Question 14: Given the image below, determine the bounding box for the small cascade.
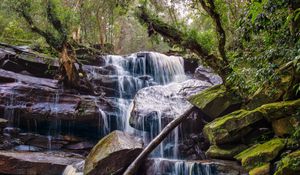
[147,158,217,175]
[4,89,15,126]
[47,86,63,150]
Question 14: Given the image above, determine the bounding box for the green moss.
[206,144,248,159]
[249,163,270,175]
[235,138,286,170]
[257,98,300,121]
[189,85,241,118]
[203,109,263,144]
[204,98,300,145]
[275,150,300,175]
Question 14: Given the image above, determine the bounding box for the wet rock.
[274,150,300,175]
[194,65,223,85]
[14,145,42,152]
[130,79,212,131]
[235,138,286,170]
[3,127,21,136]
[18,133,69,150]
[140,158,247,175]
[84,130,143,175]
[65,142,94,150]
[189,85,242,119]
[0,151,83,175]
[0,119,8,131]
[206,144,248,160]
[0,69,115,138]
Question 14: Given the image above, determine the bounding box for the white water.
[63,52,216,175]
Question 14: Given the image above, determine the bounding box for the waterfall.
[93,52,187,136]
[64,51,217,175]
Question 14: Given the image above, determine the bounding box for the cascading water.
[64,51,217,175]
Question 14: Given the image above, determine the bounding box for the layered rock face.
[190,84,300,175]
[0,151,84,175]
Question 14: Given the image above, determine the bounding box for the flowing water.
[83,52,216,175]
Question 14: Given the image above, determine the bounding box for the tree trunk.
[123,106,196,175]
[136,6,232,81]
[59,44,80,87]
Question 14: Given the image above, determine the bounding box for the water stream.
[86,52,215,175]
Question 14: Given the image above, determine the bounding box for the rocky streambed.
[2,45,298,175]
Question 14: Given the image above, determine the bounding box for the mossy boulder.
[259,99,300,121]
[204,99,300,145]
[272,117,300,137]
[189,85,241,119]
[203,109,263,144]
[235,138,286,170]
[274,150,300,175]
[84,131,143,175]
[206,144,248,159]
[249,163,270,175]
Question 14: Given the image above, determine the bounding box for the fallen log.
[123,106,196,175]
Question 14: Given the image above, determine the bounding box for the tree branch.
[198,0,228,63]
[123,106,196,175]
[136,6,231,80]
[17,1,61,51]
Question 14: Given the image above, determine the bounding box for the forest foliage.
[0,0,299,99]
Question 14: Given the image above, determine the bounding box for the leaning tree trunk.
[123,106,196,175]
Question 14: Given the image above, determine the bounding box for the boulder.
[260,99,300,121]
[193,65,223,85]
[235,138,286,170]
[204,99,300,145]
[203,109,263,145]
[0,151,83,175]
[206,144,248,159]
[249,163,270,175]
[130,79,212,131]
[274,150,300,175]
[189,85,241,119]
[84,131,143,175]
[272,117,300,137]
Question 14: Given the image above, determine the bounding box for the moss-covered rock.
[188,85,241,119]
[286,138,300,150]
[274,150,300,175]
[204,99,300,145]
[206,144,248,159]
[235,138,286,170]
[203,109,263,144]
[272,117,300,137]
[84,131,143,175]
[249,163,270,175]
[259,99,300,121]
